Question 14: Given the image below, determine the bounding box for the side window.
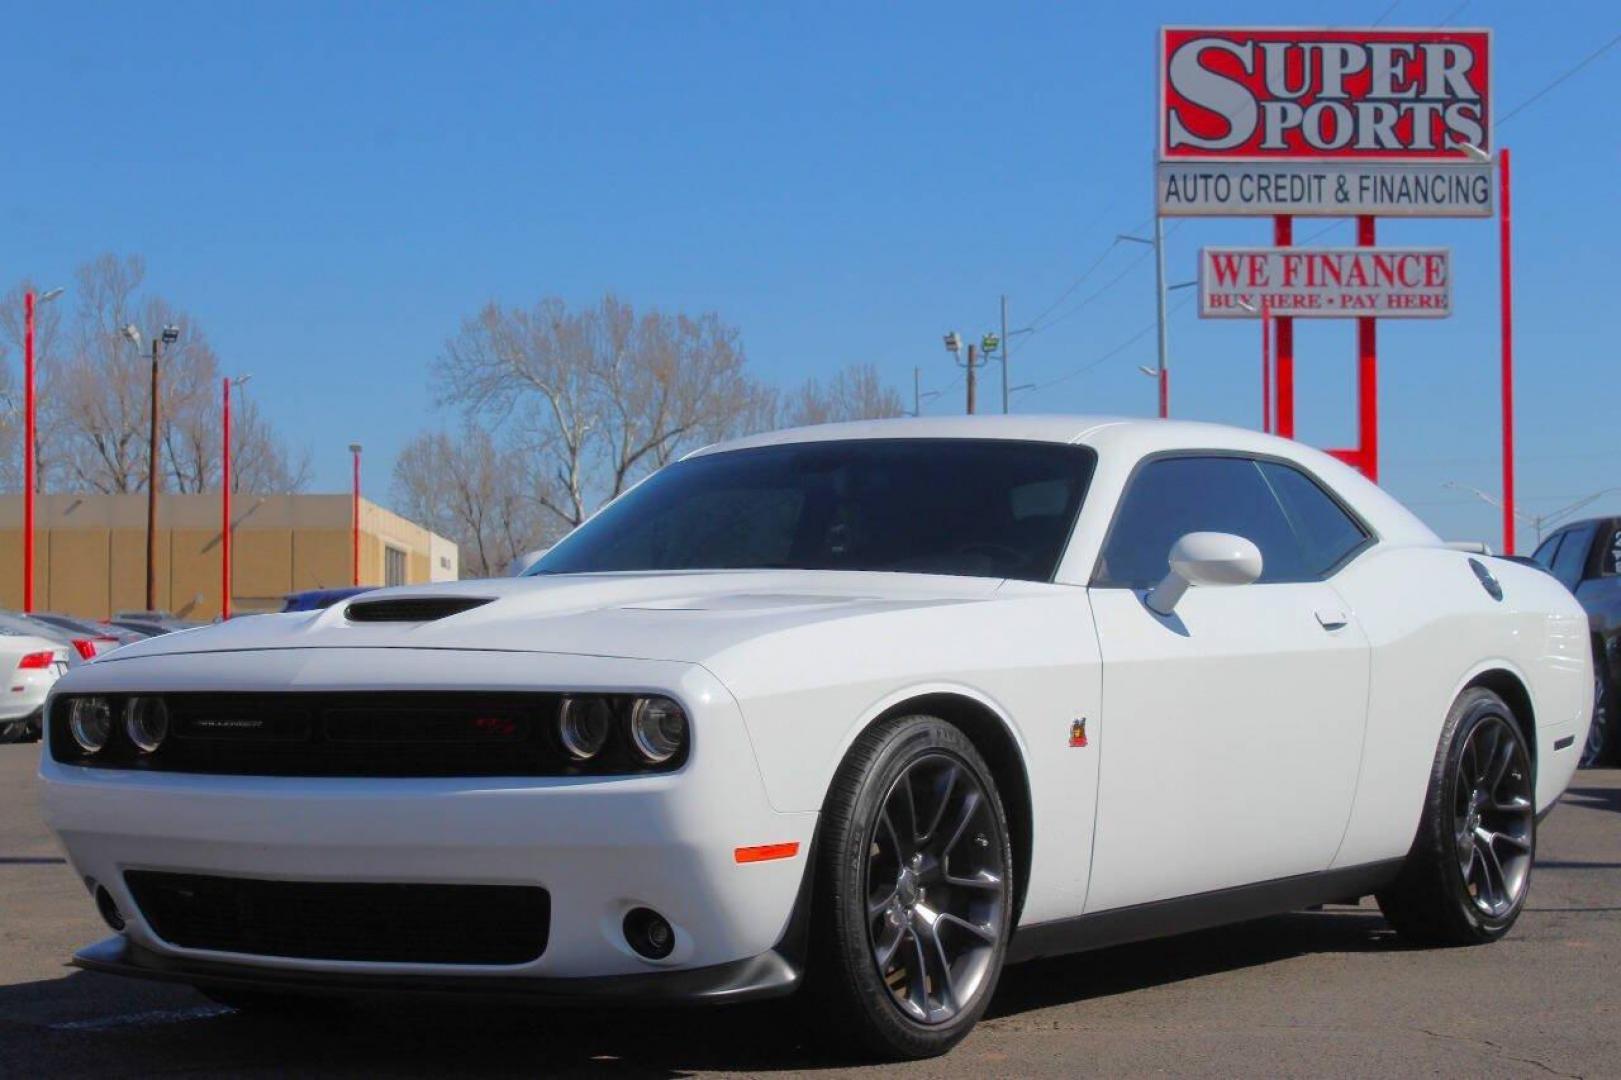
[1095,456,1306,588]
[1603,528,1621,577]
[1257,461,1370,576]
[1531,532,1564,572]
[1551,523,1596,590]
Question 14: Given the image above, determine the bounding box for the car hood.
[99,571,1015,667]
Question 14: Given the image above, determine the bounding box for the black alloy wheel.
[810,715,1013,1060]
[1378,687,1536,945]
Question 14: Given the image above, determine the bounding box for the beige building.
[0,493,458,621]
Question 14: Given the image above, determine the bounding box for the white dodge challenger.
[40,417,1590,1059]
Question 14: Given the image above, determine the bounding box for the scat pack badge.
[1068,717,1088,748]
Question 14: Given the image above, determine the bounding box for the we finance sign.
[1199,247,1452,318]
[1157,27,1493,217]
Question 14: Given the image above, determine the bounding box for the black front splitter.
[72,936,801,1008]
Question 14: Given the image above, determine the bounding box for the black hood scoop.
[344,596,494,623]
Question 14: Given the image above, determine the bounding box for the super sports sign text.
[1156,27,1494,216]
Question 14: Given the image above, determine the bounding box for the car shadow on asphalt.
[0,908,1405,1076]
[1562,783,1621,816]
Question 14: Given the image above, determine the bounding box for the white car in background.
[39,417,1589,1060]
[0,630,71,742]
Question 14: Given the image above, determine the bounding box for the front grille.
[125,871,550,965]
[49,692,684,777]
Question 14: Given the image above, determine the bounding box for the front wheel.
[1377,687,1535,945]
[809,715,1013,1061]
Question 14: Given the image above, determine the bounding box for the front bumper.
[74,933,801,1006]
[40,648,817,994]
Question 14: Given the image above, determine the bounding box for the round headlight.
[558,696,613,760]
[68,697,114,754]
[629,696,687,764]
[126,696,169,753]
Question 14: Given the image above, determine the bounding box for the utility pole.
[965,343,978,415]
[1000,295,1010,414]
[145,336,161,612]
[124,323,178,613]
[1153,216,1169,418]
[913,366,921,417]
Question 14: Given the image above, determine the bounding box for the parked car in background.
[108,612,205,637]
[28,613,140,652]
[0,612,114,662]
[281,587,374,612]
[0,628,70,742]
[1530,517,1621,765]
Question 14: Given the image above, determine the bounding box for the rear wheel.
[0,719,29,744]
[1377,687,1535,945]
[1581,666,1613,768]
[809,715,1012,1060]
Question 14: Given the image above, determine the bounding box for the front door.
[1084,454,1373,913]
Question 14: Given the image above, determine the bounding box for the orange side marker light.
[734,842,800,864]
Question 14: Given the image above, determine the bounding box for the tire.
[808,715,1013,1061]
[1377,687,1536,946]
[1580,667,1613,768]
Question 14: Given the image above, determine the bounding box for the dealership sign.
[1158,27,1493,216]
[1199,246,1452,318]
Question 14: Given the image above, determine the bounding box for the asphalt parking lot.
[1,744,1616,1078]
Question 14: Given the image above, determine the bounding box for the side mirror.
[1145,532,1263,615]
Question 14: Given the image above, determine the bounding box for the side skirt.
[1006,859,1404,965]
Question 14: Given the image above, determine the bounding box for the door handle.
[1315,608,1349,630]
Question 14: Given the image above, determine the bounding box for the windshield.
[531,439,1095,582]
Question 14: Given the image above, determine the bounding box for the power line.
[1370,0,1403,27]
[1438,1,1471,27]
[1499,30,1621,127]
[1023,237,1131,331]
[1031,291,1197,391]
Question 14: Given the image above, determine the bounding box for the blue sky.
[3,1,1617,550]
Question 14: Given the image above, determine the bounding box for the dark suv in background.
[1531,517,1621,766]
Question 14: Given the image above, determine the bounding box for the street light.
[349,443,363,586]
[1119,220,1171,418]
[1443,482,1621,546]
[1236,298,1274,433]
[123,322,182,611]
[21,287,64,612]
[220,374,252,620]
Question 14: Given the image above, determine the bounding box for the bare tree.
[435,294,767,529]
[777,362,907,428]
[2,255,310,496]
[392,427,553,578]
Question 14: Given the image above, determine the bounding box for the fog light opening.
[95,886,126,933]
[623,907,675,960]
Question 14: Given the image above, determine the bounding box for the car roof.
[689,415,1439,548]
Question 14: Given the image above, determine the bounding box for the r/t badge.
[1069,718,1088,748]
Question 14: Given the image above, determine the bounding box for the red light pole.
[349,443,362,586]
[1261,299,1272,434]
[1498,148,1516,555]
[21,287,62,613]
[222,378,230,618]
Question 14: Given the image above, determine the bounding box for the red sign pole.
[1261,299,1272,433]
[221,378,232,620]
[1356,215,1379,482]
[22,291,36,612]
[1273,216,1294,438]
[1499,148,1516,555]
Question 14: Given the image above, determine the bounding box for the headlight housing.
[629,696,688,764]
[557,696,614,761]
[125,696,169,753]
[68,697,114,754]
